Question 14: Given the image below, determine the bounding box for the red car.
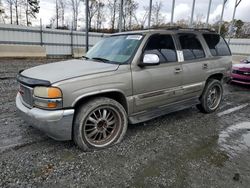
[231,56,250,85]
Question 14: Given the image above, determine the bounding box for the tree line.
[48,0,165,32]
[0,0,39,26]
[0,0,172,31]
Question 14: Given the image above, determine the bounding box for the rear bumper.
[16,93,74,141]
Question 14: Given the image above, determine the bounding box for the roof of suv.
[111,28,217,36]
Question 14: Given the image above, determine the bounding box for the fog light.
[47,102,57,108]
[34,99,61,109]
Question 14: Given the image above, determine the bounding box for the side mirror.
[141,54,160,66]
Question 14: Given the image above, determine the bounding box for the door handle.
[174,67,182,74]
[203,63,208,69]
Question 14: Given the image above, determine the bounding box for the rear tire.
[73,97,128,151]
[197,79,223,113]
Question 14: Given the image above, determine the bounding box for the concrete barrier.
[0,44,46,57]
[232,55,248,64]
[72,47,86,58]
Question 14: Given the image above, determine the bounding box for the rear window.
[178,34,205,61]
[203,34,231,56]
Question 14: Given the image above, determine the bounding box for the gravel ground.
[0,58,250,188]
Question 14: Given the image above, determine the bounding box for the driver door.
[132,34,183,113]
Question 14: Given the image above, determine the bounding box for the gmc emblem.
[18,86,24,95]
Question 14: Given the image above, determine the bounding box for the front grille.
[233,78,250,83]
[19,84,33,107]
[232,69,250,76]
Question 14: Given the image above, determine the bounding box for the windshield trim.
[122,34,145,65]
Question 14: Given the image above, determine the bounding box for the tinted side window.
[145,35,177,63]
[203,34,231,56]
[178,34,205,60]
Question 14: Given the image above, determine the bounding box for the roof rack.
[149,26,216,33]
[182,28,216,32]
[167,27,215,32]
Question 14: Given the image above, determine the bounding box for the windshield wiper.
[82,55,89,59]
[91,57,110,63]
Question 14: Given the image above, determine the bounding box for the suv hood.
[21,59,119,84]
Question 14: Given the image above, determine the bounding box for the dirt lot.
[0,58,250,187]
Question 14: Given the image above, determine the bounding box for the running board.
[129,98,200,124]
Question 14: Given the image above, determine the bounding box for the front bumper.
[231,73,250,85]
[16,93,74,141]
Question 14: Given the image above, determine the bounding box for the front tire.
[73,97,128,151]
[197,79,223,113]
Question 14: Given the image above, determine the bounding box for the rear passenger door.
[176,33,209,100]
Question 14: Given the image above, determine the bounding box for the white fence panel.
[227,38,250,55]
[0,24,107,56]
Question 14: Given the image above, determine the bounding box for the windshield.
[86,35,143,64]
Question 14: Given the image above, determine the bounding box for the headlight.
[34,87,62,98]
[33,87,62,109]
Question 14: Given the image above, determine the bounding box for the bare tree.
[123,0,138,30]
[176,19,189,28]
[133,6,149,29]
[55,0,59,28]
[107,0,118,31]
[0,0,6,23]
[53,0,66,28]
[5,0,13,24]
[95,0,105,30]
[24,0,40,26]
[87,0,98,30]
[151,1,165,26]
[195,13,205,27]
[14,0,18,24]
[58,0,65,27]
[69,0,81,30]
[12,0,27,25]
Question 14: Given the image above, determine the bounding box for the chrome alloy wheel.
[207,85,222,110]
[83,106,121,147]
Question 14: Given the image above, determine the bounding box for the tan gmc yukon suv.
[16,28,232,151]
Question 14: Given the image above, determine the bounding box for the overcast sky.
[36,0,250,27]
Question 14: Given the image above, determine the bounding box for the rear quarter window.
[203,34,231,56]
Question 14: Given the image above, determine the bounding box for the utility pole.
[218,0,227,34]
[228,0,242,44]
[119,0,123,32]
[205,0,212,28]
[56,0,59,28]
[189,0,196,28]
[85,0,89,52]
[170,0,175,26]
[40,19,43,46]
[148,0,152,28]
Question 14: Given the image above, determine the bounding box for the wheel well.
[207,73,223,82]
[200,73,224,100]
[74,91,128,113]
